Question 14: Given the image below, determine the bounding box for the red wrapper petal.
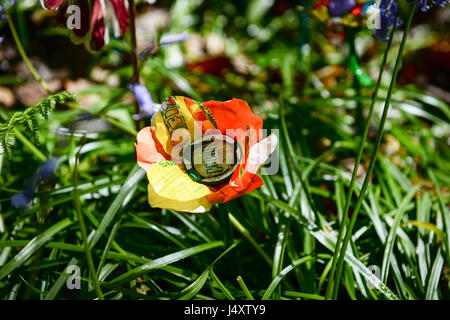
[90,0,106,51]
[203,98,263,136]
[136,127,170,171]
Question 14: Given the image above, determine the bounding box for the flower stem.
[218,203,233,247]
[7,15,52,95]
[299,0,311,95]
[229,213,273,266]
[73,138,104,300]
[330,0,418,299]
[324,14,399,299]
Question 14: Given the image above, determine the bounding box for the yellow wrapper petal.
[147,184,212,213]
[153,112,173,157]
[146,160,213,213]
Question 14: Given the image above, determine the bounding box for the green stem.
[7,15,52,94]
[73,139,104,300]
[6,14,53,161]
[299,0,312,95]
[331,1,418,299]
[324,14,399,300]
[229,213,273,266]
[127,0,141,131]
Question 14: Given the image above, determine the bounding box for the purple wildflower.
[417,0,449,11]
[0,6,6,24]
[1,0,17,23]
[433,0,449,6]
[11,192,33,209]
[328,0,356,17]
[372,0,449,41]
[39,157,57,180]
[160,32,189,46]
[11,157,58,209]
[128,83,157,120]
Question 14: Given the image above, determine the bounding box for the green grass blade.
[210,269,235,300]
[262,256,316,300]
[178,269,210,300]
[380,184,422,282]
[109,241,224,284]
[425,248,444,300]
[236,275,254,300]
[178,241,240,300]
[89,164,145,249]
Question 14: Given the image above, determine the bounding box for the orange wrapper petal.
[206,134,278,204]
[135,127,167,172]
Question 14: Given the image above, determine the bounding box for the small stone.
[0,86,15,108]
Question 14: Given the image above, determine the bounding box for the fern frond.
[0,91,77,157]
[35,91,77,119]
[22,111,40,144]
[1,129,14,158]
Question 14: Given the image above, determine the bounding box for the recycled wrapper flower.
[135,96,278,213]
[41,0,129,51]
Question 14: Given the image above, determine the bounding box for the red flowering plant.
[40,0,129,51]
[135,96,278,213]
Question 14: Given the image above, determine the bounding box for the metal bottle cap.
[182,133,242,185]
